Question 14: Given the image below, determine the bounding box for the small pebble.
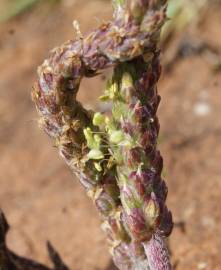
[197,262,207,270]
[193,102,211,117]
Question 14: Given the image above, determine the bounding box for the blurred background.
[0,0,220,269]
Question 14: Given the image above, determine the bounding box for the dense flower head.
[32,1,172,269]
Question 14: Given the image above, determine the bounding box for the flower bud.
[95,189,116,216]
[125,208,152,241]
[159,206,173,237]
[151,150,163,174]
[154,179,168,202]
[121,186,138,214]
[112,243,132,270]
[129,171,146,197]
[143,193,160,228]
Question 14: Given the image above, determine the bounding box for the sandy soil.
[0,1,221,269]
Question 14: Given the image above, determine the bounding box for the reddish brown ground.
[0,1,221,270]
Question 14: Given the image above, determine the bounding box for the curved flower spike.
[32,0,172,269]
